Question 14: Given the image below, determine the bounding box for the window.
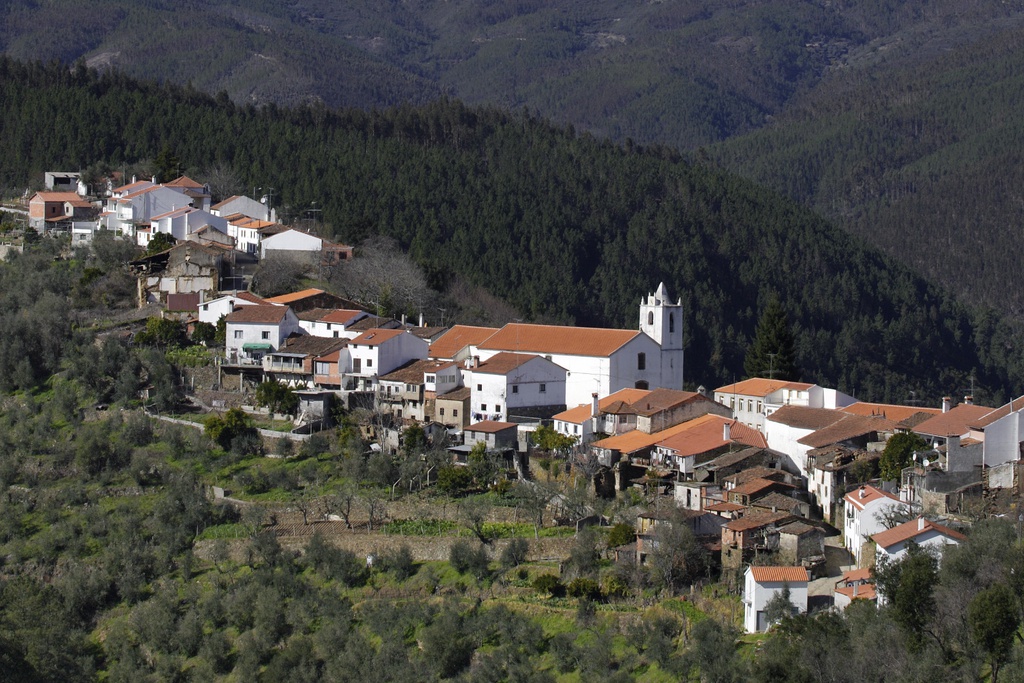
[495,404,501,412]
[234,330,243,339]
[637,352,646,370]
[477,384,482,391]
[647,312,654,325]
[757,401,763,413]
[326,323,332,330]
[481,404,487,411]
[573,425,578,434]
[261,331,270,340]
[453,409,458,417]
[539,383,546,393]
[635,380,649,390]
[426,375,435,383]
[669,313,675,333]
[333,331,339,338]
[366,359,373,367]
[439,408,445,416]
[730,397,735,409]
[512,385,519,394]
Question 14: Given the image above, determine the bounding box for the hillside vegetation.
[0,58,1021,405]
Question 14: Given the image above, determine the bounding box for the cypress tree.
[744,297,800,380]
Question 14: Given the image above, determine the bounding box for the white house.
[428,325,500,361]
[843,485,906,568]
[298,308,371,339]
[465,352,567,423]
[346,328,428,391]
[224,215,279,255]
[103,183,193,237]
[973,396,1024,469]
[714,378,857,433]
[224,305,302,364]
[743,566,809,633]
[552,388,651,443]
[377,359,458,422]
[872,517,965,572]
[197,292,267,325]
[260,227,353,263]
[211,195,271,222]
[764,405,849,477]
[146,207,228,246]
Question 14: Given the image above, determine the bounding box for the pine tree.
[744,297,800,380]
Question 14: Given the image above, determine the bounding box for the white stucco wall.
[743,570,808,633]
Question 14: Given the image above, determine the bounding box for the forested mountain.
[0,58,1020,405]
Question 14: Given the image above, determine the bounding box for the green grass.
[196,523,246,540]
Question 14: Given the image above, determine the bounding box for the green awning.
[242,343,272,351]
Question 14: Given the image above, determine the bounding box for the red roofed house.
[721,511,795,570]
[346,328,428,391]
[298,308,371,339]
[28,191,94,230]
[552,388,651,443]
[651,415,767,478]
[472,283,684,408]
[463,421,519,451]
[224,305,302,364]
[429,325,500,362]
[197,291,267,325]
[743,565,809,633]
[377,359,460,422]
[714,377,856,433]
[833,568,877,610]
[844,485,907,568]
[465,352,566,423]
[872,517,965,572]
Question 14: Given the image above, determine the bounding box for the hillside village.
[15,170,1024,635]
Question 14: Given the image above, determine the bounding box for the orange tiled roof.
[835,584,877,601]
[466,420,517,433]
[350,328,406,347]
[380,358,456,384]
[969,395,1024,429]
[592,420,696,455]
[797,414,895,448]
[235,291,267,304]
[428,325,500,359]
[768,405,847,431]
[163,175,204,188]
[842,567,873,583]
[706,501,746,513]
[113,179,153,194]
[474,352,560,375]
[872,517,966,549]
[265,288,327,305]
[629,389,706,416]
[33,191,83,202]
[714,378,813,397]
[656,415,767,458]
[913,404,994,438]
[313,309,365,325]
[225,306,289,324]
[748,566,809,583]
[478,322,640,357]
[842,402,942,423]
[552,388,652,424]
[730,477,795,497]
[844,485,902,511]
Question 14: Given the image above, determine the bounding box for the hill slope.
[0,58,1020,404]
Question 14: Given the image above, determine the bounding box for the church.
[465,283,685,408]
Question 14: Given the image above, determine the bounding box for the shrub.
[567,577,603,601]
[532,574,565,597]
[500,537,529,569]
[450,540,491,578]
[377,545,416,581]
[437,466,472,495]
[607,522,636,549]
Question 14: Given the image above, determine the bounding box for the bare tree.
[363,489,388,532]
[324,482,358,528]
[202,163,246,202]
[459,495,494,545]
[295,490,317,526]
[251,252,316,297]
[513,481,555,539]
[331,236,435,318]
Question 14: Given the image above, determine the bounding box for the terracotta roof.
[478,322,640,357]
[715,378,813,397]
[913,404,994,438]
[347,316,400,332]
[236,291,267,304]
[797,414,895,448]
[768,405,847,431]
[438,387,472,401]
[350,328,406,346]
[776,521,819,536]
[970,395,1024,429]
[316,349,342,363]
[872,517,966,549]
[748,566,809,583]
[409,326,447,341]
[163,175,204,189]
[299,308,366,325]
[265,288,327,305]
[844,485,902,511]
[474,352,561,376]
[591,420,696,455]
[380,359,456,384]
[701,446,773,470]
[835,584,877,601]
[605,399,638,415]
[113,179,153,193]
[225,306,290,324]
[730,478,796,497]
[723,466,788,487]
[552,388,652,424]
[167,293,199,312]
[706,501,746,513]
[33,191,83,202]
[466,420,518,433]
[151,206,193,221]
[629,389,706,416]
[841,402,942,424]
[428,325,500,359]
[842,567,873,583]
[724,511,793,532]
[656,415,767,458]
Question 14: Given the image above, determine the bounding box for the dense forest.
[0,57,1021,405]
[2,239,1024,681]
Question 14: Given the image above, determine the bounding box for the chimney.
[723,421,731,442]
[419,312,424,327]
[918,517,925,531]
[401,314,406,326]
[853,583,859,597]
[859,486,866,499]
[152,175,157,184]
[964,395,974,405]
[592,393,599,418]
[132,174,137,184]
[942,397,951,413]
[472,356,479,369]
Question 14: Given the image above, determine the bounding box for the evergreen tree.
[744,297,799,380]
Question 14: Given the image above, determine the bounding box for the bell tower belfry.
[639,283,684,388]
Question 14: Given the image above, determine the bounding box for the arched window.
[637,352,646,371]
[647,311,654,326]
[669,313,675,334]
[635,380,649,390]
